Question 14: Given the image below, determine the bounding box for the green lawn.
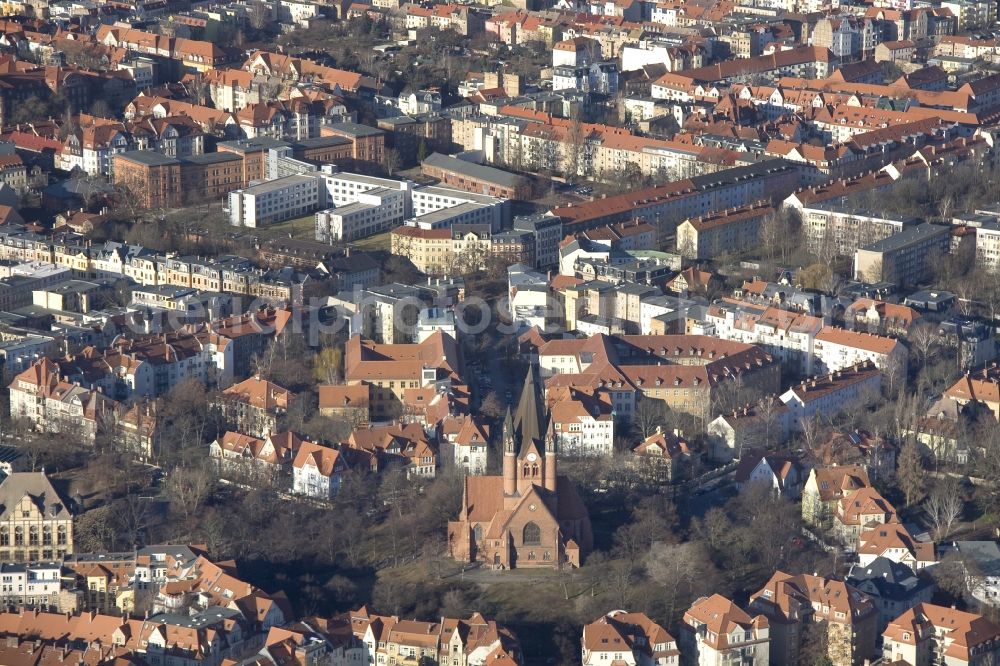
[258,214,317,240]
[350,231,392,252]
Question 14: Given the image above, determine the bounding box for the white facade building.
[229,174,322,228]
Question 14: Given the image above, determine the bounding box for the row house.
[59,115,132,176]
[96,26,229,72]
[346,607,521,666]
[242,51,373,94]
[210,431,303,485]
[342,423,437,479]
[779,362,883,433]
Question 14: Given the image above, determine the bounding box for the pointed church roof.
[514,365,547,457]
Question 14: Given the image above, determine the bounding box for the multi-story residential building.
[883,604,1000,666]
[292,441,348,499]
[59,115,134,176]
[0,472,74,562]
[779,362,883,432]
[44,327,234,399]
[679,594,770,666]
[537,333,780,422]
[443,415,490,476]
[346,607,521,666]
[545,387,615,456]
[853,223,951,287]
[0,154,28,192]
[847,557,935,633]
[812,16,878,60]
[749,571,878,666]
[703,303,823,376]
[813,327,907,377]
[802,464,872,530]
[0,561,64,610]
[391,225,492,276]
[552,160,800,238]
[63,553,136,613]
[858,521,936,569]
[834,486,897,543]
[800,204,917,256]
[582,610,680,666]
[676,202,773,260]
[215,376,294,436]
[8,357,117,442]
[344,332,463,421]
[631,427,693,485]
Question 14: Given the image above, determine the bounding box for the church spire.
[502,407,516,454]
[502,407,516,497]
[514,365,546,454]
[544,417,557,493]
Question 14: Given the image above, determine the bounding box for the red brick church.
[448,368,593,569]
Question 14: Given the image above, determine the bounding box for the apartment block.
[780,361,882,432]
[676,202,774,260]
[853,223,951,286]
[801,204,917,256]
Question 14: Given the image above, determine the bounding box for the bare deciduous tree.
[924,481,963,540]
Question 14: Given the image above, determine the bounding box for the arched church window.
[473,525,483,543]
[523,522,541,545]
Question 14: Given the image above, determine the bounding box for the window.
[523,522,541,545]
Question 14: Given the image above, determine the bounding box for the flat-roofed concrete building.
[853,223,951,286]
[228,174,322,227]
